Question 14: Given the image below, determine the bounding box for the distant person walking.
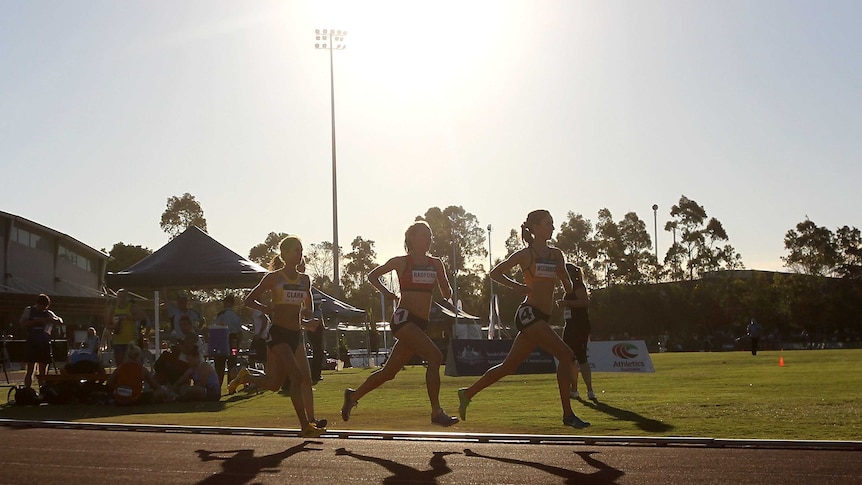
[747,318,763,356]
[228,235,325,438]
[341,220,459,427]
[559,263,597,402]
[458,209,590,429]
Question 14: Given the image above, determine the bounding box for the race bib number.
[392,309,410,325]
[517,306,536,325]
[564,307,572,320]
[279,287,306,305]
[117,386,133,398]
[535,261,556,278]
[411,269,436,285]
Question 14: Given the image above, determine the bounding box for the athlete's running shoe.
[341,388,356,421]
[587,391,598,401]
[227,367,250,395]
[431,409,459,427]
[300,423,325,438]
[563,414,591,429]
[312,418,328,429]
[457,388,470,421]
[569,390,581,400]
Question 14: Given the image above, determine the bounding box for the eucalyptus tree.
[248,232,290,268]
[305,241,336,293]
[105,242,152,273]
[160,192,207,239]
[666,195,742,280]
[782,218,862,278]
[555,211,600,287]
[342,236,379,307]
[418,205,488,274]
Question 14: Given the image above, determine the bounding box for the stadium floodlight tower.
[314,28,347,297]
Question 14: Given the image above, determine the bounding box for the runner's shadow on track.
[578,399,674,433]
[194,440,323,485]
[463,448,624,485]
[335,447,457,484]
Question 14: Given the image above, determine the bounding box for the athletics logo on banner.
[586,340,655,373]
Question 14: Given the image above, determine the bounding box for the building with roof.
[1,211,109,339]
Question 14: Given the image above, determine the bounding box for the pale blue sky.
[2,1,859,273]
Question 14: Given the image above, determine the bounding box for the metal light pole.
[450,216,459,328]
[315,28,347,297]
[652,204,659,261]
[487,223,493,303]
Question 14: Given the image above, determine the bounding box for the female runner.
[341,221,459,426]
[458,209,590,429]
[228,235,325,437]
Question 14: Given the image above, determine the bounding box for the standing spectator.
[19,294,62,389]
[249,308,270,368]
[558,263,597,401]
[338,332,352,369]
[368,321,380,366]
[747,318,764,356]
[169,293,203,341]
[457,209,590,429]
[211,294,243,387]
[304,308,326,383]
[105,289,144,368]
[297,259,326,383]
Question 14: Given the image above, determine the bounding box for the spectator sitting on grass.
[107,342,168,406]
[173,347,221,402]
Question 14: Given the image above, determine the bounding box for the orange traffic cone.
[779,351,785,367]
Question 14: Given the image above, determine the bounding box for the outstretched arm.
[244,272,275,313]
[490,249,530,295]
[434,257,453,300]
[368,257,401,301]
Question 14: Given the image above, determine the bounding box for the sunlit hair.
[273,235,302,270]
[566,263,584,283]
[37,293,50,306]
[521,209,551,246]
[404,220,432,253]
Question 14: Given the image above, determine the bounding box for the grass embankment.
[2,349,860,440]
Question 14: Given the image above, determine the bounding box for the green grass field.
[2,349,860,441]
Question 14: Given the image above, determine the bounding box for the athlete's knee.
[425,351,443,367]
[497,361,518,375]
[266,381,281,392]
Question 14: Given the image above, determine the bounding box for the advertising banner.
[586,340,655,373]
[445,339,557,376]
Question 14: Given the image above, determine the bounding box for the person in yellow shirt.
[105,289,144,368]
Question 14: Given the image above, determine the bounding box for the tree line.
[104,193,862,339]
